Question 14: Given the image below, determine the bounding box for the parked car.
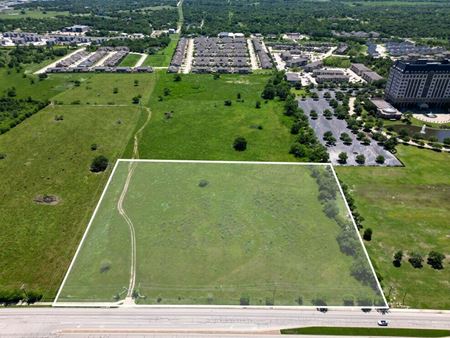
[377,320,389,326]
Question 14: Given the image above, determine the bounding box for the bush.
[90,143,98,151]
[0,153,6,160]
[355,154,365,165]
[427,251,445,270]
[255,101,261,109]
[338,152,348,164]
[240,296,250,306]
[375,155,385,164]
[363,228,372,241]
[323,200,339,218]
[174,74,181,82]
[233,137,247,151]
[90,155,109,173]
[393,250,403,267]
[408,252,423,269]
[224,99,232,106]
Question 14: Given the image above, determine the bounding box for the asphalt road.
[1,307,449,337]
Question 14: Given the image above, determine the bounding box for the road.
[1,307,449,337]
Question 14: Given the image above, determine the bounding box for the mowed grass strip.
[0,104,141,299]
[336,146,450,309]
[118,53,142,67]
[281,327,450,337]
[140,73,296,161]
[58,162,383,305]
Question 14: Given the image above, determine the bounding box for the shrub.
[113,87,119,94]
[90,155,109,173]
[233,137,247,151]
[224,99,232,106]
[90,143,98,151]
[338,152,348,164]
[174,74,181,82]
[0,153,6,160]
[393,250,403,267]
[240,296,250,306]
[408,252,423,269]
[363,228,372,241]
[375,155,385,164]
[427,251,445,270]
[355,154,365,165]
[255,101,261,109]
[323,200,339,218]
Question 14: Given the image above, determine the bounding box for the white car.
[377,320,389,326]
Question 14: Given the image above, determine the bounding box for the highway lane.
[0,307,449,337]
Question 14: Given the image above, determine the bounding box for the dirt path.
[116,106,152,301]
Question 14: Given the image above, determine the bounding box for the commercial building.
[351,63,383,83]
[370,99,402,120]
[385,59,450,107]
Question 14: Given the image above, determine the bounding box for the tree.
[233,137,247,151]
[355,154,365,165]
[237,92,241,100]
[393,250,403,267]
[132,95,141,104]
[174,74,181,82]
[408,252,423,269]
[338,152,348,164]
[427,251,445,270]
[262,83,276,100]
[323,109,333,119]
[113,87,119,94]
[375,155,385,164]
[224,99,232,106]
[323,200,339,218]
[340,132,352,145]
[90,155,109,172]
[255,101,261,109]
[384,137,398,152]
[24,291,42,305]
[163,88,171,96]
[310,110,318,119]
[444,138,450,146]
[363,228,372,241]
[134,80,139,86]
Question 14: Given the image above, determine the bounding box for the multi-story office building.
[385,59,450,107]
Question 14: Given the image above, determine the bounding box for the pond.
[390,124,450,142]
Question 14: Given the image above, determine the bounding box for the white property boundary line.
[53,159,388,309]
[53,160,121,306]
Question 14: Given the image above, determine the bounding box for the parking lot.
[298,98,402,166]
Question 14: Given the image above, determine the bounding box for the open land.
[336,145,450,309]
[139,73,296,161]
[57,161,384,306]
[144,34,179,67]
[118,54,142,68]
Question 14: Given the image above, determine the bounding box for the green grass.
[118,53,142,67]
[57,162,383,305]
[0,67,81,101]
[139,73,297,161]
[52,73,156,105]
[144,34,179,67]
[0,104,142,299]
[0,9,69,19]
[281,327,450,337]
[323,56,351,69]
[336,146,450,309]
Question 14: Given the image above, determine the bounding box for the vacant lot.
[119,54,142,67]
[0,104,142,298]
[57,161,384,306]
[139,73,296,161]
[144,34,179,67]
[52,73,156,105]
[337,146,450,309]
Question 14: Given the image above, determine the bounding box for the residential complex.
[385,59,450,107]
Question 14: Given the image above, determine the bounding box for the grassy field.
[139,73,296,161]
[144,34,179,67]
[0,104,142,298]
[0,67,80,101]
[118,54,142,67]
[323,56,351,69]
[281,327,450,336]
[336,146,450,309]
[0,9,69,19]
[57,162,383,305]
[52,73,156,105]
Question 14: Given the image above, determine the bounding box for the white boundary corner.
[53,159,388,309]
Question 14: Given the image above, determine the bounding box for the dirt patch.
[34,194,61,205]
